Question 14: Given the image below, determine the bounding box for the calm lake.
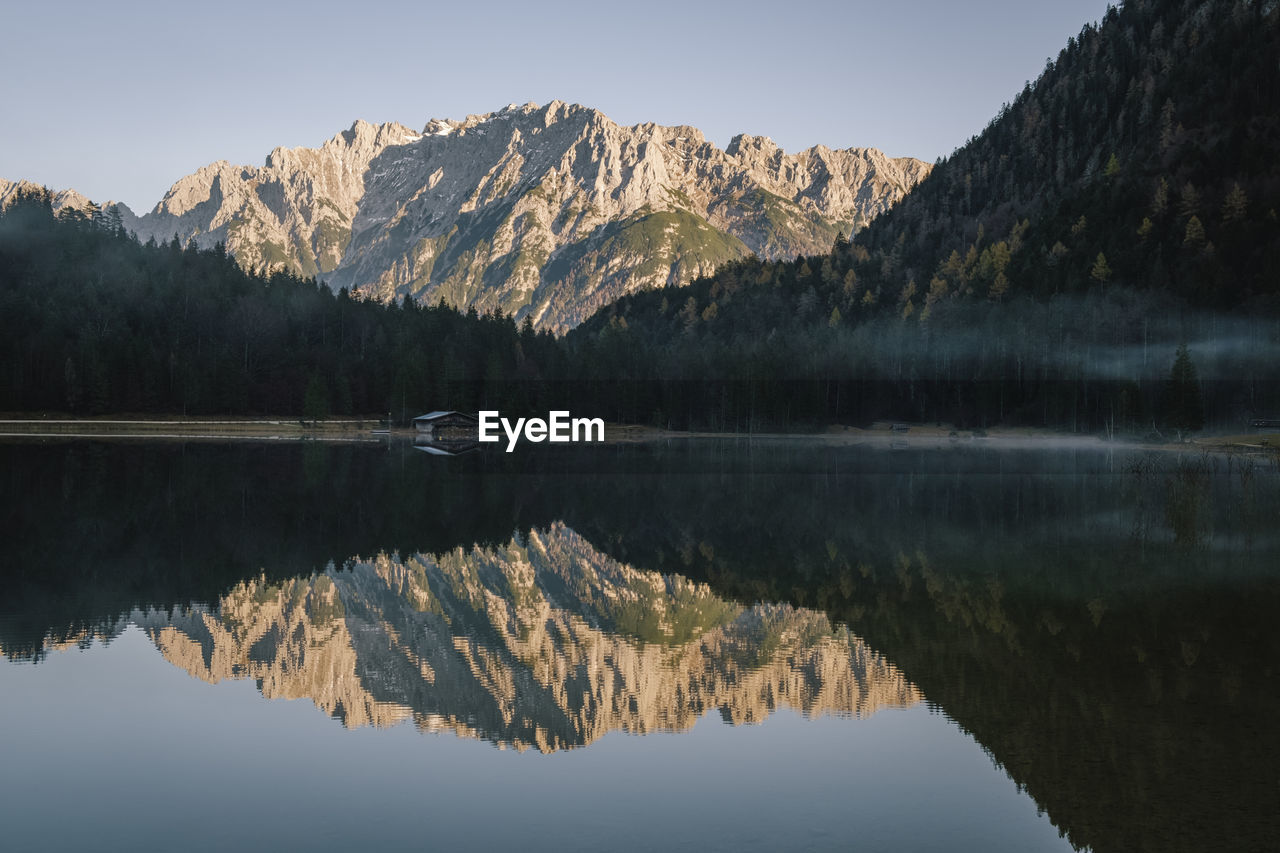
[2,438,1277,852]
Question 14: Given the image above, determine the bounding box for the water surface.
[2,439,1277,851]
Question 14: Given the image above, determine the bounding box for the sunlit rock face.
[118,102,929,331]
[137,523,920,751]
[1,177,98,216]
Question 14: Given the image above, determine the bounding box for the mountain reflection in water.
[2,439,1278,852]
[130,524,918,750]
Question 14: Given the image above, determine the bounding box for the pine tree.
[1184,215,1206,247]
[989,271,1009,301]
[679,296,699,334]
[1221,183,1248,223]
[1158,99,1177,152]
[897,279,917,308]
[1178,182,1200,217]
[1165,343,1204,435]
[820,257,836,286]
[1090,252,1113,282]
[1151,177,1169,217]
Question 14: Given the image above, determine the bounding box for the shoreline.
[0,416,1275,455]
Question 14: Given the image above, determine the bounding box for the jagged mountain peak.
[0,177,96,215]
[116,101,931,330]
[725,132,779,156]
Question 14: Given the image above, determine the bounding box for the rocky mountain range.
[0,178,95,216]
[126,523,919,751]
[95,102,927,331]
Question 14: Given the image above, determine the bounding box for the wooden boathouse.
[412,411,479,440]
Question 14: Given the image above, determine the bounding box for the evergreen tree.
[1165,343,1204,436]
[1090,253,1113,283]
[1221,183,1248,223]
[1151,178,1169,217]
[1184,215,1206,247]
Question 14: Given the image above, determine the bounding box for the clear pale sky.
[1,0,1110,212]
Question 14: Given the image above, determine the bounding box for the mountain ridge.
[99,101,928,331]
[573,0,1280,356]
[128,523,920,751]
[0,177,99,217]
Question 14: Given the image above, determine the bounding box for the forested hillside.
[585,0,1280,341]
[562,0,1280,430]
[0,188,564,419]
[3,181,1276,431]
[853,0,1280,308]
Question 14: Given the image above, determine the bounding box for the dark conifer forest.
[2,0,1278,432]
[0,189,567,421]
